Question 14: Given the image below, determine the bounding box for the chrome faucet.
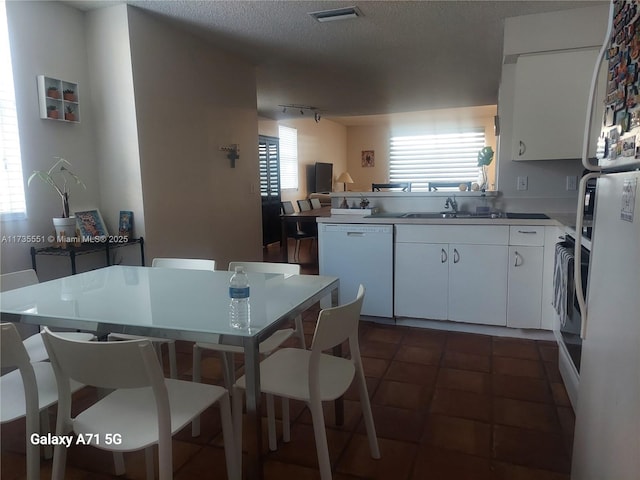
[444,195,458,213]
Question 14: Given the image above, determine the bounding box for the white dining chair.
[232,285,380,479]
[107,258,216,379]
[1,269,95,362]
[191,261,306,436]
[42,328,239,480]
[1,323,84,480]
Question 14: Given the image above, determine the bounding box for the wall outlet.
[516,176,528,191]
[566,175,578,191]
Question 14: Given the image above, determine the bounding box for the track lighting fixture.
[277,104,322,123]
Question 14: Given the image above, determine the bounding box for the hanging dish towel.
[553,242,574,327]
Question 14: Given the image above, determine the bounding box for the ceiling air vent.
[308,6,362,23]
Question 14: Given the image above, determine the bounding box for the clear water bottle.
[229,266,250,329]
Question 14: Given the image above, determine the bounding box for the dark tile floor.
[1,242,574,479]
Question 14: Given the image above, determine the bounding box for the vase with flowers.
[28,157,86,245]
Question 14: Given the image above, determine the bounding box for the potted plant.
[28,157,86,244]
[477,146,494,191]
[64,105,75,122]
[47,104,58,119]
[46,86,59,99]
[63,88,75,102]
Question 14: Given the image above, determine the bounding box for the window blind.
[389,129,485,191]
[278,125,298,190]
[0,0,26,218]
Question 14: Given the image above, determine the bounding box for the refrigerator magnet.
[605,105,616,127]
[616,111,630,131]
[621,136,636,157]
[620,178,637,223]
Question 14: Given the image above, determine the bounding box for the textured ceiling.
[69,1,605,121]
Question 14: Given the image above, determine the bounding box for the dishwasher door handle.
[346,232,365,237]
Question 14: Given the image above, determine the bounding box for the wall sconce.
[220,144,240,168]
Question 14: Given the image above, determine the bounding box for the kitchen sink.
[401,212,495,219]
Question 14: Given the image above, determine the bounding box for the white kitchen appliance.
[571,1,640,478]
[318,223,393,318]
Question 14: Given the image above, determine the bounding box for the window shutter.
[0,0,26,218]
[278,126,298,190]
[389,129,485,191]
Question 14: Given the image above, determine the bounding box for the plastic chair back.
[43,329,163,390]
[1,269,39,292]
[1,323,40,480]
[281,201,295,214]
[1,323,34,377]
[297,199,311,211]
[228,261,300,276]
[152,258,216,271]
[311,284,365,353]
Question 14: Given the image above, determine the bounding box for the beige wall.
[2,1,103,278]
[2,2,264,277]
[126,6,262,266]
[258,117,347,204]
[342,106,497,192]
[86,5,145,243]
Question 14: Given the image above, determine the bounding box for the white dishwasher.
[318,223,393,318]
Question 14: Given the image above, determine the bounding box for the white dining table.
[0,265,339,479]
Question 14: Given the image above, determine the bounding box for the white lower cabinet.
[506,246,544,328]
[395,242,449,320]
[449,244,508,326]
[395,225,509,326]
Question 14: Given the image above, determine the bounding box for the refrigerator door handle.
[575,172,601,339]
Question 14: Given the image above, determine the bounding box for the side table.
[31,237,145,275]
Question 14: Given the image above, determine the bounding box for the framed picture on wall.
[75,210,108,240]
[361,150,375,167]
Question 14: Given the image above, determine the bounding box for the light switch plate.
[517,176,528,191]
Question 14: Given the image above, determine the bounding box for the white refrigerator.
[571,171,640,479]
[571,1,640,478]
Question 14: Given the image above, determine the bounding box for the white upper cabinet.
[511,48,605,161]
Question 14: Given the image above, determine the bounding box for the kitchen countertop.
[317,212,576,228]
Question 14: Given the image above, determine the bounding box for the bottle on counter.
[229,266,250,329]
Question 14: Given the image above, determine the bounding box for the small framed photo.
[361,150,375,167]
[75,210,108,240]
[118,211,133,238]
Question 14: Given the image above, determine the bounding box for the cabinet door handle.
[519,140,526,156]
[453,248,460,264]
[514,251,523,267]
[441,248,448,263]
[517,230,538,234]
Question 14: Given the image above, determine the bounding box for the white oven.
[555,232,590,409]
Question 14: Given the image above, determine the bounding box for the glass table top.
[0,266,338,342]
